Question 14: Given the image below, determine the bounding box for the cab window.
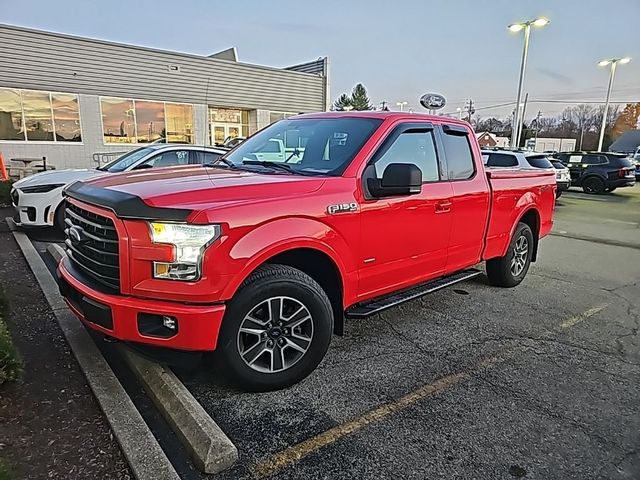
[442,127,475,179]
[373,131,440,182]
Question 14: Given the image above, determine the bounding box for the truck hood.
[14,168,103,188]
[81,165,325,212]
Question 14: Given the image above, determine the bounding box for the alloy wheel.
[510,235,529,277]
[237,296,314,373]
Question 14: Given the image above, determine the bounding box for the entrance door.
[211,124,241,146]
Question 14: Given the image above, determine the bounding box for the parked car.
[549,160,571,197]
[554,152,636,194]
[481,150,563,197]
[11,145,226,230]
[57,112,556,391]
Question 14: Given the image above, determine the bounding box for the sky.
[2,0,639,121]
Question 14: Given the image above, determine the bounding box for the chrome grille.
[64,202,120,292]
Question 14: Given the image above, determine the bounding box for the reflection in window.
[0,89,24,140]
[135,101,165,143]
[101,97,136,143]
[165,103,193,143]
[269,112,296,124]
[0,88,82,142]
[22,90,54,141]
[52,93,81,142]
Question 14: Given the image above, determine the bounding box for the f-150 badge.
[327,203,358,215]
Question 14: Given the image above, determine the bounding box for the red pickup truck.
[57,112,555,391]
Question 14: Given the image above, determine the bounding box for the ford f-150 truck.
[57,112,556,391]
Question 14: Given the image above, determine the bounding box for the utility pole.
[534,110,542,149]
[464,99,475,125]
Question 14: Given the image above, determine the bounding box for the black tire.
[486,222,534,288]
[582,177,605,194]
[555,189,562,199]
[215,264,333,392]
[54,202,66,232]
[605,187,617,193]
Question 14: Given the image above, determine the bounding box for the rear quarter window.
[442,127,475,179]
[525,156,554,168]
[607,155,633,167]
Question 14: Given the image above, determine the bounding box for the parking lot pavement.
[177,191,639,479]
[22,188,640,479]
[553,185,640,248]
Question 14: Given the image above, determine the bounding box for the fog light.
[137,313,179,338]
[163,316,177,330]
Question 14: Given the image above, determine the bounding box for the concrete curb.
[122,349,238,474]
[549,231,640,251]
[47,242,238,474]
[7,219,180,480]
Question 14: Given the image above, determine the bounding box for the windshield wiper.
[242,160,313,175]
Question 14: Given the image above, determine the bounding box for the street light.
[456,107,462,120]
[597,57,631,151]
[507,17,549,148]
[396,101,408,112]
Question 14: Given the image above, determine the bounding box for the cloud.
[536,68,575,85]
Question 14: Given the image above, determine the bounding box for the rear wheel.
[215,264,333,391]
[486,222,534,288]
[555,189,562,199]
[582,177,605,194]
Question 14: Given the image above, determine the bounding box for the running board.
[345,269,482,319]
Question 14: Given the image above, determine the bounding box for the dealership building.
[0,24,329,169]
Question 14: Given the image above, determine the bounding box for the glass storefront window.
[165,103,193,143]
[22,90,54,141]
[0,89,24,141]
[208,108,249,145]
[101,97,136,143]
[135,100,165,143]
[52,93,81,142]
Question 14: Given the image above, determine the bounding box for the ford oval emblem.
[420,93,446,110]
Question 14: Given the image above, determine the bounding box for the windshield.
[526,155,554,169]
[222,117,383,176]
[99,147,155,172]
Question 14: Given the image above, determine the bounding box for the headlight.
[19,183,65,194]
[149,222,221,281]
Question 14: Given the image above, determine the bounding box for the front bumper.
[57,257,226,351]
[556,180,570,191]
[10,187,60,227]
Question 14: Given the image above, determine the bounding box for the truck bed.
[482,168,556,261]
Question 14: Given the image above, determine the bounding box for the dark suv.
[554,152,636,194]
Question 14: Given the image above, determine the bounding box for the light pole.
[597,57,630,151]
[508,17,549,148]
[456,107,462,120]
[396,101,408,112]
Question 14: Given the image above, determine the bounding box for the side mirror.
[367,163,422,197]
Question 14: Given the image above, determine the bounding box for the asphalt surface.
[26,185,640,480]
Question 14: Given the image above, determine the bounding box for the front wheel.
[486,222,534,288]
[215,264,333,391]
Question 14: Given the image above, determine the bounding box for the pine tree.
[350,83,372,111]
[333,93,352,111]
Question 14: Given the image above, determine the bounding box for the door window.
[441,128,475,179]
[582,154,607,165]
[143,150,191,168]
[191,150,222,164]
[373,131,439,182]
